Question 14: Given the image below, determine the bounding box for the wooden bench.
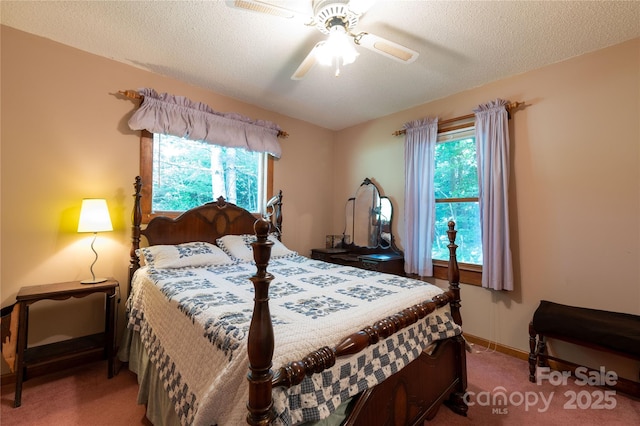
[528,300,640,397]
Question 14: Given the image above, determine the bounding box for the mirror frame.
[343,178,400,253]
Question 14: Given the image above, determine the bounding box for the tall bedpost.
[247,218,276,425]
[444,220,468,416]
[128,176,142,295]
[447,220,462,327]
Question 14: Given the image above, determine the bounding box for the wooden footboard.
[247,220,467,425]
[346,335,467,425]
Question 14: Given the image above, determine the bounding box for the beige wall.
[2,25,639,379]
[333,38,640,378]
[0,26,333,356]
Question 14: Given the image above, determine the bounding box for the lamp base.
[81,277,107,285]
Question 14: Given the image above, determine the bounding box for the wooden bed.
[126,176,468,425]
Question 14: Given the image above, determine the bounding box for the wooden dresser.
[313,178,405,276]
[311,248,404,276]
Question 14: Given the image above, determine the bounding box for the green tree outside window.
[152,134,264,213]
[432,136,482,265]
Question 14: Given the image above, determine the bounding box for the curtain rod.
[392,101,524,136]
[118,90,290,139]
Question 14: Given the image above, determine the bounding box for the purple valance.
[128,88,282,158]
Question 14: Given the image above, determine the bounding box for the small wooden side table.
[13,279,119,408]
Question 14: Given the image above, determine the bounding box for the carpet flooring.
[428,347,640,425]
[1,348,638,425]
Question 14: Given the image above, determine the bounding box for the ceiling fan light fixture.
[315,24,359,75]
[229,0,419,80]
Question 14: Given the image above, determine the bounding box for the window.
[140,131,273,223]
[431,127,483,285]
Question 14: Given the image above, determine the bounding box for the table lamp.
[77,198,113,284]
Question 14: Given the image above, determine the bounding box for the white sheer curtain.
[474,99,514,290]
[128,88,283,158]
[403,118,438,276]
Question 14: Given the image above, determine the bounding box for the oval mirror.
[353,182,380,247]
[379,197,392,248]
[343,178,396,249]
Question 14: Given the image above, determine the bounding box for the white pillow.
[216,234,297,262]
[137,242,235,269]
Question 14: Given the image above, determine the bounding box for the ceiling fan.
[226,0,419,79]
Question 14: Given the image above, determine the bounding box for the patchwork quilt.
[125,255,461,425]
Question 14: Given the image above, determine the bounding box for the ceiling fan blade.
[291,42,323,80]
[225,0,307,20]
[347,0,377,16]
[354,32,419,64]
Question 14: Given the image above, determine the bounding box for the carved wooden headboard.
[128,176,283,293]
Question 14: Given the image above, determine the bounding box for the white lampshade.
[316,25,359,75]
[78,199,113,233]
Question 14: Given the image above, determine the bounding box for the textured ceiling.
[2,1,639,130]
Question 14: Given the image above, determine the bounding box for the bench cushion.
[532,300,640,358]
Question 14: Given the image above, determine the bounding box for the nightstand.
[13,279,119,408]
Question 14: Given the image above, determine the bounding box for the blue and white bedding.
[124,254,461,425]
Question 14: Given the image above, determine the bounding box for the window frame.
[431,122,482,286]
[139,130,274,224]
